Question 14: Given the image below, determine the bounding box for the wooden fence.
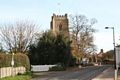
[0,66,26,78]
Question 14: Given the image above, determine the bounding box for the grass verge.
[1,75,31,80]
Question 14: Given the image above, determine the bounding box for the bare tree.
[0,20,38,53]
[70,15,97,59]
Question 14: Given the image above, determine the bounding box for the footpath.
[92,67,120,80]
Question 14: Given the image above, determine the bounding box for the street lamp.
[11,53,14,76]
[11,53,14,67]
[105,27,116,69]
[105,27,117,80]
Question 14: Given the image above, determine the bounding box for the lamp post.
[11,53,14,76]
[105,27,117,80]
[105,27,116,69]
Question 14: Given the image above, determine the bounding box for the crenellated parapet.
[52,13,67,20]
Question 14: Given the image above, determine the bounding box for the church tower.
[50,13,69,38]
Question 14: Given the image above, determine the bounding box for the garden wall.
[31,65,55,72]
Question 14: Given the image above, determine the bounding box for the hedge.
[49,65,66,71]
[0,53,30,71]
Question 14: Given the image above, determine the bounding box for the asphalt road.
[32,65,110,80]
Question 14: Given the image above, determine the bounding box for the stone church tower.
[50,13,69,38]
[50,13,78,61]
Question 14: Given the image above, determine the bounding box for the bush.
[0,53,30,71]
[49,64,66,71]
[81,63,94,67]
[24,71,33,76]
[68,57,77,67]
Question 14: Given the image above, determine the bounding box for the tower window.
[59,24,62,31]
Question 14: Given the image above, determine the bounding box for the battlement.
[52,13,67,19]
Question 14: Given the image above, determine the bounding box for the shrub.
[0,53,30,71]
[49,64,66,71]
[82,63,94,67]
[24,71,33,76]
[68,57,77,67]
[0,54,12,68]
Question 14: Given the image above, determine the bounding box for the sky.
[0,0,120,53]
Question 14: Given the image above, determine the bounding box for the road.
[32,65,110,80]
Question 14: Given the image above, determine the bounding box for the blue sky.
[0,0,120,52]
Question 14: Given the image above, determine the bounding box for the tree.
[70,14,97,60]
[28,31,73,66]
[0,20,37,53]
[0,43,5,53]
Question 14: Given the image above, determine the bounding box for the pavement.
[92,67,115,80]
